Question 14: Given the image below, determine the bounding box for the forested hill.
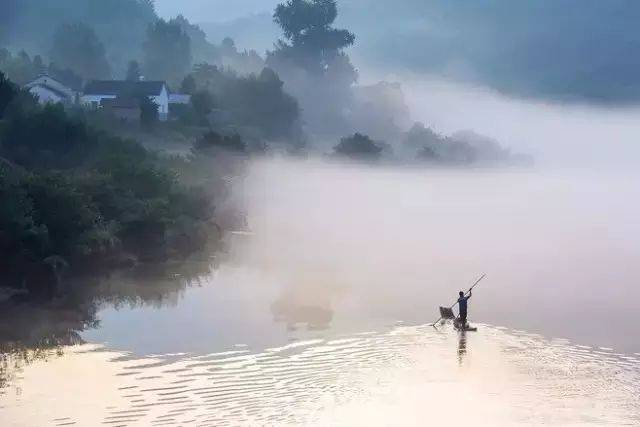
[2,0,156,74]
[1,0,262,80]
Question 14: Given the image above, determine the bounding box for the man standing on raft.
[457,290,472,328]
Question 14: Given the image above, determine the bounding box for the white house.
[24,75,77,105]
[82,80,170,121]
[168,93,191,105]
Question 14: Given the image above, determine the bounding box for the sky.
[154,0,274,23]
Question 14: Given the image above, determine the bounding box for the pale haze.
[158,0,640,168]
[2,1,640,426]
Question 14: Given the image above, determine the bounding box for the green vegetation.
[2,0,156,75]
[334,133,382,160]
[405,123,520,166]
[51,23,112,80]
[125,60,142,82]
[181,64,300,141]
[143,18,192,86]
[0,72,223,299]
[0,48,82,88]
[267,0,358,136]
[0,0,529,303]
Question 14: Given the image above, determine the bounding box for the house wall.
[29,86,65,105]
[81,84,169,121]
[169,94,191,105]
[81,94,117,109]
[152,86,169,121]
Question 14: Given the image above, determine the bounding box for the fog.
[153,0,640,168]
[165,0,640,102]
[150,1,640,352]
[4,3,640,424]
[368,73,640,168]
[240,158,640,353]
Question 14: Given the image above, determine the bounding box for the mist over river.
[2,159,640,426]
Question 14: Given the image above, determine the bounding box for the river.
[2,159,639,426]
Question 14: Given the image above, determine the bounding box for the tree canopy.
[0,72,222,295]
[269,0,355,76]
[50,23,112,80]
[333,133,382,160]
[125,60,142,81]
[184,64,300,140]
[142,18,192,85]
[266,0,358,138]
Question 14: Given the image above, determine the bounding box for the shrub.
[334,133,382,160]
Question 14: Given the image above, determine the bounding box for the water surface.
[2,160,640,425]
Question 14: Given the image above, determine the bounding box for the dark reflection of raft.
[440,306,478,331]
[454,322,478,332]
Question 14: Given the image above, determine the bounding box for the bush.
[0,71,18,118]
[139,95,159,128]
[193,131,247,155]
[334,133,382,160]
[1,104,93,169]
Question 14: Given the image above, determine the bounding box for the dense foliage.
[0,48,82,88]
[143,18,192,85]
[51,23,112,80]
[0,72,221,298]
[125,60,142,81]
[2,0,157,75]
[267,0,358,137]
[333,133,382,160]
[405,123,519,166]
[183,64,301,141]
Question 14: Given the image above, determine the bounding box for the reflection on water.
[0,258,214,353]
[2,325,640,426]
[2,161,640,425]
[457,331,467,366]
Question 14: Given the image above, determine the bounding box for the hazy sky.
[155,0,640,104]
[154,0,274,22]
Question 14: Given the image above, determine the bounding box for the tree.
[189,63,225,92]
[0,71,18,118]
[0,50,40,85]
[333,133,382,160]
[143,18,192,85]
[182,64,300,139]
[0,72,38,120]
[193,131,246,155]
[267,0,358,137]
[190,90,214,121]
[269,0,356,76]
[180,74,196,94]
[138,95,159,128]
[1,104,92,169]
[126,60,142,81]
[50,23,112,80]
[172,15,220,65]
[222,68,300,139]
[32,55,45,75]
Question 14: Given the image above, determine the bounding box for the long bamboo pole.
[431,273,486,327]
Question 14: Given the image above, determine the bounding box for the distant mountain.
[336,0,640,104]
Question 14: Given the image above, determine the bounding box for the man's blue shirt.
[458,296,470,315]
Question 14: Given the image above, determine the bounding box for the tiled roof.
[83,80,167,96]
[29,83,70,99]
